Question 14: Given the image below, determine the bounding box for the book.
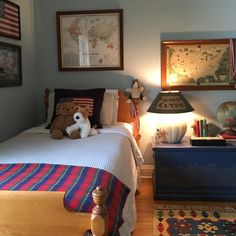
[221,134,236,139]
[199,119,204,137]
[192,118,209,137]
[193,119,200,137]
[220,134,236,141]
[202,119,208,137]
[190,136,226,146]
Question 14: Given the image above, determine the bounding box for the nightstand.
[152,137,236,201]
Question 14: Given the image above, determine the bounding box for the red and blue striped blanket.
[0,163,130,236]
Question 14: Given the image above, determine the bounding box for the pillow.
[46,94,94,124]
[111,90,119,124]
[46,92,54,125]
[100,90,119,126]
[59,97,94,116]
[50,88,105,128]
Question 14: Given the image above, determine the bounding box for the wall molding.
[140,165,154,179]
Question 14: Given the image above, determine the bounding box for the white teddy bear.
[66,107,98,138]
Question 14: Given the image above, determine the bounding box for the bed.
[0,88,144,236]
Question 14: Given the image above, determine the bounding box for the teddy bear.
[66,106,98,138]
[50,101,80,139]
[126,79,146,103]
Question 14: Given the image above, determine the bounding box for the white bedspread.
[0,122,144,236]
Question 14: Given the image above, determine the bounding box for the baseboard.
[140,165,154,179]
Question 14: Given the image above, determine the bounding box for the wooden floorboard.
[132,178,236,236]
[132,178,154,236]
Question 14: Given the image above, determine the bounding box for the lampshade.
[147,90,194,143]
[147,90,194,114]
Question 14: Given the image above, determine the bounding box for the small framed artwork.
[56,9,123,71]
[161,39,235,90]
[0,0,21,40]
[0,42,22,87]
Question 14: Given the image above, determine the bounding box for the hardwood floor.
[132,178,236,236]
[132,178,154,236]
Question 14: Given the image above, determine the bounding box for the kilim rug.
[154,205,236,236]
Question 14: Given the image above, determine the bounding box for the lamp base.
[160,122,187,143]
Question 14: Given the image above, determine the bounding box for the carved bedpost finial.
[91,186,108,236]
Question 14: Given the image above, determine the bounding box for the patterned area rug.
[154,205,236,236]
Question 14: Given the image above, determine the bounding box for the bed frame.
[0,187,107,236]
[0,89,140,236]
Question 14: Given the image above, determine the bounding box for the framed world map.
[161,39,235,90]
[56,9,123,71]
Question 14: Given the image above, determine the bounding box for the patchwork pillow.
[50,88,105,128]
[100,90,119,126]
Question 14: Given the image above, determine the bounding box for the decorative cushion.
[59,97,94,116]
[50,88,105,128]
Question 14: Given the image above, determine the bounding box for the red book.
[221,134,236,140]
[194,119,200,137]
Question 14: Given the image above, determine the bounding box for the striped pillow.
[73,97,94,115]
[59,97,94,116]
[50,88,105,128]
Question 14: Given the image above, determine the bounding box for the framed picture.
[0,42,22,87]
[161,39,235,90]
[56,9,123,71]
[0,0,21,40]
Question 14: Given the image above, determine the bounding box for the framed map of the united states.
[161,39,235,90]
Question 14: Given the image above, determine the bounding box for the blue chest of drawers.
[152,138,236,201]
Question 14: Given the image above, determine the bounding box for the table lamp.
[147,90,194,143]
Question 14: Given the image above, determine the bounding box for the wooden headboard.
[44,89,141,145]
[117,91,133,123]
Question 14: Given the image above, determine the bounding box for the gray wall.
[2,0,235,164]
[0,0,36,142]
[33,0,132,121]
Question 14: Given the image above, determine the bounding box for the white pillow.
[46,92,54,125]
[100,89,119,126]
[111,90,119,125]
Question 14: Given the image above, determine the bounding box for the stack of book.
[192,118,208,137]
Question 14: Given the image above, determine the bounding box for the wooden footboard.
[0,187,107,236]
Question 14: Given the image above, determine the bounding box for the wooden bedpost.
[44,88,50,122]
[90,186,108,236]
[132,98,141,146]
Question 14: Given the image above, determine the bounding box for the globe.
[216,101,236,135]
